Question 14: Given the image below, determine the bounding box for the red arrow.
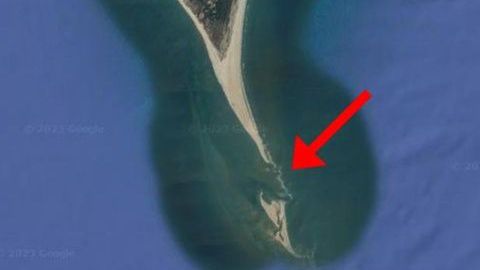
[291,90,372,170]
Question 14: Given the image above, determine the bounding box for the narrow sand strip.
[178,0,272,163]
[259,192,303,257]
[177,0,301,257]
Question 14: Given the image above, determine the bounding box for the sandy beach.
[177,0,300,257]
[178,0,271,163]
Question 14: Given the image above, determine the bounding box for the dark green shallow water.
[101,0,376,269]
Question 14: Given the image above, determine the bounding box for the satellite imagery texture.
[1,0,479,270]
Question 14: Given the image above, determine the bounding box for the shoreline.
[178,0,270,163]
[177,0,301,258]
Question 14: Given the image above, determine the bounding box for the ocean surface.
[1,0,479,269]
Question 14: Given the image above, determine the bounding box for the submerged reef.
[101,0,376,269]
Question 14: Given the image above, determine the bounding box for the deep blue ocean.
[1,0,479,269]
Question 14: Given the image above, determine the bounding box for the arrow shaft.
[310,90,372,151]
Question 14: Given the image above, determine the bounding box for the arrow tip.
[291,136,327,170]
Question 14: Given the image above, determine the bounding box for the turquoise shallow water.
[101,0,376,269]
